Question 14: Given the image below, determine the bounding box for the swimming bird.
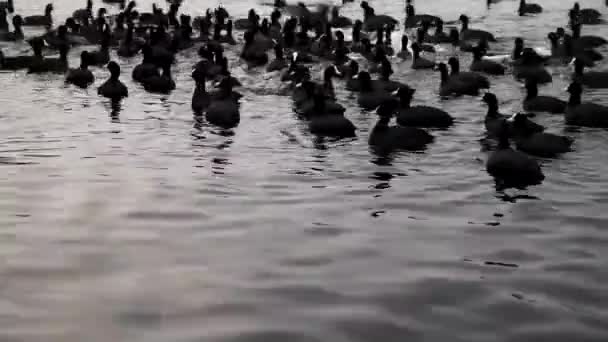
[98,61,128,100]
[0,15,23,41]
[523,79,566,114]
[142,62,176,94]
[482,92,510,136]
[72,0,94,24]
[330,6,352,28]
[513,48,552,84]
[397,35,411,60]
[404,0,441,28]
[369,100,434,153]
[28,43,69,74]
[470,47,505,75]
[191,70,210,114]
[437,63,481,97]
[509,113,572,158]
[486,120,544,188]
[447,57,490,89]
[565,81,608,128]
[410,43,435,69]
[307,91,356,138]
[132,45,161,83]
[518,0,542,16]
[117,24,143,57]
[241,30,269,67]
[459,14,496,42]
[572,57,608,88]
[87,26,112,66]
[570,2,603,25]
[66,51,95,88]
[23,3,54,27]
[356,71,396,110]
[206,77,240,129]
[395,87,454,128]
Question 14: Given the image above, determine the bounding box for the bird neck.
[439,68,449,83]
[399,96,412,109]
[486,103,499,116]
[195,80,206,91]
[568,92,581,106]
[526,87,537,100]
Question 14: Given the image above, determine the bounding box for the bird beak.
[391,89,399,96]
[569,57,576,66]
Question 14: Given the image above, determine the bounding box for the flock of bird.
[0,0,608,188]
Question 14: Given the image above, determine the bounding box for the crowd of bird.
[0,0,608,188]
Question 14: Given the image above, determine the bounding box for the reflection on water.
[2,0,608,341]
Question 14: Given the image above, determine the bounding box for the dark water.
[2,0,608,341]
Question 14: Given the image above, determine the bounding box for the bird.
[572,57,608,89]
[98,61,129,100]
[486,120,544,188]
[23,3,54,27]
[66,51,95,88]
[395,87,454,128]
[523,79,566,114]
[369,100,434,154]
[565,81,608,128]
[518,0,542,16]
[437,63,481,97]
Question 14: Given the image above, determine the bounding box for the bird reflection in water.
[108,98,122,122]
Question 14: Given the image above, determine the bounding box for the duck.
[191,69,210,113]
[572,57,608,88]
[513,48,552,84]
[470,47,505,75]
[509,113,573,158]
[330,6,352,28]
[404,1,441,29]
[482,92,510,136]
[28,44,69,74]
[437,63,481,97]
[267,45,288,72]
[395,86,454,128]
[562,34,602,67]
[73,0,93,24]
[518,0,542,16]
[482,92,544,136]
[321,65,341,100]
[132,45,161,83]
[0,15,23,41]
[0,46,40,70]
[565,81,608,128]
[410,43,435,69]
[360,1,398,32]
[571,23,607,50]
[307,91,356,138]
[447,57,490,89]
[117,24,142,57]
[356,71,396,110]
[219,20,237,45]
[215,57,241,88]
[486,119,544,188]
[66,51,95,88]
[570,2,603,25]
[523,79,566,114]
[87,26,112,66]
[429,19,451,44]
[206,77,240,129]
[98,61,128,100]
[23,3,54,27]
[241,30,269,67]
[397,35,411,60]
[374,58,408,92]
[369,100,434,153]
[142,63,176,94]
[459,14,496,43]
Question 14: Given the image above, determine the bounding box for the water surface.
[2,0,608,341]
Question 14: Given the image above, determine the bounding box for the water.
[2,0,608,341]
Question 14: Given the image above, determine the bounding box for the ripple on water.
[2,0,608,341]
